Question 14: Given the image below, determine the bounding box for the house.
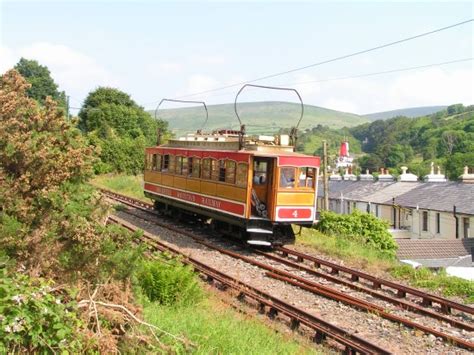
[318,167,474,240]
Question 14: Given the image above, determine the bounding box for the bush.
[316,210,398,257]
[391,265,474,302]
[0,262,87,353]
[137,255,203,306]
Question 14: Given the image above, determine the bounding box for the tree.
[357,154,383,172]
[79,87,168,174]
[14,58,66,107]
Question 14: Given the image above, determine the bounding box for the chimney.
[424,162,447,182]
[399,166,418,182]
[343,167,357,181]
[360,169,374,181]
[459,166,474,184]
[378,167,394,182]
[329,170,342,181]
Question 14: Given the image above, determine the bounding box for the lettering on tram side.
[176,191,196,203]
[201,197,222,209]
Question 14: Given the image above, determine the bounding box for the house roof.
[318,180,474,215]
[396,238,474,259]
[394,182,474,215]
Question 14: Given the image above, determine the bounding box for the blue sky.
[1,1,472,114]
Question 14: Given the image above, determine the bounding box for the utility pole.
[322,140,329,211]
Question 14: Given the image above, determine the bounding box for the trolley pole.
[322,140,329,211]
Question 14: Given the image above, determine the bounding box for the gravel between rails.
[113,205,472,354]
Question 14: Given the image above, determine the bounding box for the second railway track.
[101,188,474,353]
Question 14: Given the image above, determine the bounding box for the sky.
[0,0,473,115]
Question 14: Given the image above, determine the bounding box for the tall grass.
[296,227,396,271]
[90,174,148,202]
[143,297,319,354]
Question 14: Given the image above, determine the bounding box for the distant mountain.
[151,101,369,135]
[364,106,447,120]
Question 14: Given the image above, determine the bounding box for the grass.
[296,227,474,303]
[90,174,149,202]
[296,227,397,271]
[390,265,474,303]
[142,295,319,354]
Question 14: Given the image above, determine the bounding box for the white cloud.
[185,74,220,95]
[0,42,119,103]
[296,66,473,114]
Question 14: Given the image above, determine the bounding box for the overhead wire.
[166,19,473,100]
[142,57,473,108]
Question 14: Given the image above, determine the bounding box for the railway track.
[100,188,474,352]
[108,215,388,354]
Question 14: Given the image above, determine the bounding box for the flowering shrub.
[0,266,87,352]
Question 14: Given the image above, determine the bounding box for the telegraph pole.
[322,140,329,211]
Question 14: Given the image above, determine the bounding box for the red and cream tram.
[144,85,320,245]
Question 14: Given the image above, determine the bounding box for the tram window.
[148,154,154,171]
[162,155,170,172]
[218,160,226,182]
[176,156,183,174]
[168,155,175,174]
[211,159,220,181]
[298,167,314,188]
[236,163,248,187]
[188,157,193,176]
[202,159,211,179]
[280,167,295,188]
[226,161,236,184]
[182,157,188,175]
[192,158,201,178]
[253,161,268,185]
[156,155,162,171]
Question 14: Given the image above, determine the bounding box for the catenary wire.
[165,19,473,100]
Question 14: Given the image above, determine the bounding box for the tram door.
[251,157,273,219]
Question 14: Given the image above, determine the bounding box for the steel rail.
[107,215,388,354]
[275,246,474,316]
[255,249,474,331]
[100,189,474,350]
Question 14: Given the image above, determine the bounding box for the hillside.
[151,101,369,135]
[364,106,447,120]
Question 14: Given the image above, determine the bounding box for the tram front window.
[280,167,295,188]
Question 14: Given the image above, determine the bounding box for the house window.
[346,201,351,214]
[422,211,428,232]
[436,213,440,234]
[375,205,379,217]
[464,218,470,238]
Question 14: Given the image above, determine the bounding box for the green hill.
[364,106,447,120]
[150,101,368,135]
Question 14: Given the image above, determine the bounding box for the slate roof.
[396,238,474,259]
[318,180,474,215]
[394,182,474,215]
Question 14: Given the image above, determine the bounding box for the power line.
[154,57,472,104]
[170,18,473,100]
[274,57,474,87]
